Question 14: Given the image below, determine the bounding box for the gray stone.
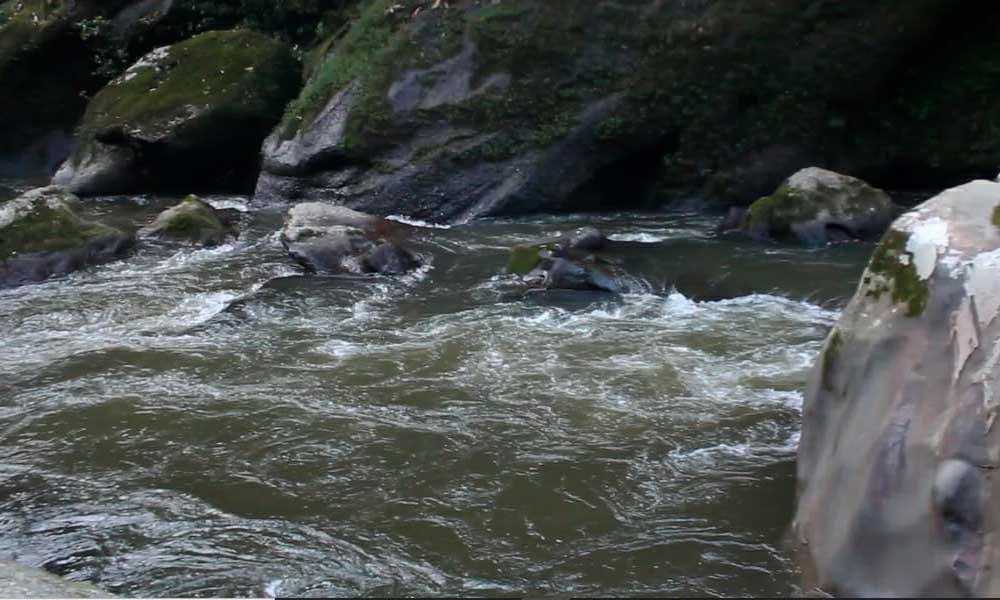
[741,167,895,246]
[139,195,236,246]
[0,186,134,289]
[794,179,1000,596]
[280,203,419,276]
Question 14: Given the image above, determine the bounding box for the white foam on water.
[387,215,453,229]
[204,196,251,212]
[608,232,672,243]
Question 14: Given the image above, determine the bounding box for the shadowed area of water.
[0,194,872,597]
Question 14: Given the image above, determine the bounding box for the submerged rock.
[0,560,113,598]
[139,195,237,246]
[280,203,419,276]
[741,167,895,245]
[53,30,300,196]
[794,179,1000,596]
[0,186,133,288]
[506,227,622,293]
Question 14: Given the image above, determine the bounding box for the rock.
[280,202,384,243]
[568,226,608,251]
[253,1,1000,220]
[672,271,751,302]
[794,179,1000,596]
[363,242,420,275]
[0,560,114,598]
[716,207,746,234]
[740,167,895,245]
[506,227,622,293]
[530,257,621,294]
[139,195,237,246]
[280,203,419,276]
[53,30,300,196]
[0,186,134,288]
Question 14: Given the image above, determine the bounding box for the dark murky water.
[0,193,872,597]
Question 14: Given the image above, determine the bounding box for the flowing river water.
[0,191,874,597]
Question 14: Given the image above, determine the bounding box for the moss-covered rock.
[53,29,301,196]
[139,195,237,246]
[0,186,134,288]
[740,167,894,246]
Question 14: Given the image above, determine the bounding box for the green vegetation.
[866,228,929,318]
[506,244,544,275]
[992,203,1000,229]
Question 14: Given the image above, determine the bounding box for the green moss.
[72,29,299,163]
[821,329,843,392]
[741,185,822,233]
[146,195,229,244]
[506,244,544,275]
[279,0,407,140]
[866,228,929,318]
[992,203,1000,229]
[0,192,119,260]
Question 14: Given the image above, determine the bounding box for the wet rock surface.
[139,195,238,247]
[794,179,1000,596]
[280,203,420,276]
[0,186,133,288]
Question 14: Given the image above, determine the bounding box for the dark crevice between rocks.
[564,140,676,212]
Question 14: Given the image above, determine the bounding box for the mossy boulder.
[740,167,895,246]
[53,29,301,196]
[139,195,238,246]
[0,186,134,288]
[794,180,1000,596]
[254,0,1000,220]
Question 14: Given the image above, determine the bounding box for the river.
[0,192,872,597]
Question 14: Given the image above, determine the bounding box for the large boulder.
[53,29,300,196]
[740,167,895,245]
[280,203,419,276]
[794,179,1000,596]
[0,186,134,288]
[139,195,238,246]
[253,0,1000,220]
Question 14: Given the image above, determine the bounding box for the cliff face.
[254,0,1000,221]
[3,0,1000,215]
